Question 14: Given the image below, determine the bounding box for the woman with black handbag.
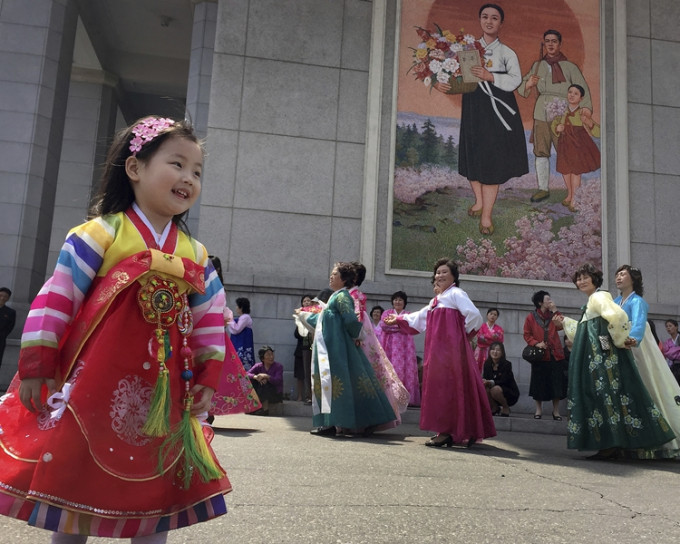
[523,290,567,420]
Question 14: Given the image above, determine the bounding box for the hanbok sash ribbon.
[313,311,332,415]
[479,80,517,131]
[47,382,72,421]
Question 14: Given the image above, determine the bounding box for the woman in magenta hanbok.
[384,258,496,448]
[473,308,504,373]
[380,291,421,406]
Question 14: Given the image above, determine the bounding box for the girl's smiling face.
[567,86,584,106]
[126,136,203,233]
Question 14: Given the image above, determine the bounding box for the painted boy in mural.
[517,29,592,203]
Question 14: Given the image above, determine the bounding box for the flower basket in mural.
[408,24,484,95]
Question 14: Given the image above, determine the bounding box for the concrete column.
[47,67,119,273]
[186,0,217,235]
[0,0,78,382]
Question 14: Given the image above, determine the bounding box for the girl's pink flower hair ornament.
[129,117,176,156]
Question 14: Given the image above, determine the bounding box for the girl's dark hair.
[479,3,504,22]
[334,262,357,288]
[236,297,251,314]
[569,84,585,97]
[571,263,604,288]
[484,342,507,365]
[431,258,460,287]
[370,305,384,316]
[666,319,679,328]
[300,294,314,305]
[351,262,366,287]
[531,290,550,309]
[487,307,499,317]
[616,264,643,296]
[90,116,203,234]
[391,290,408,307]
[209,255,224,284]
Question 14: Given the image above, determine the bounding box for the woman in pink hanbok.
[473,308,504,373]
[384,258,496,448]
[380,291,421,406]
[349,263,410,429]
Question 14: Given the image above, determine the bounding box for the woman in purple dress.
[384,258,496,447]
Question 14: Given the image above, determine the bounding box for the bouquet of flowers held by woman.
[409,24,485,94]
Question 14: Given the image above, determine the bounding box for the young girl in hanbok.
[0,116,232,542]
[551,84,601,212]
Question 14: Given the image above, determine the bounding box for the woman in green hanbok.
[560,264,675,460]
[297,262,395,436]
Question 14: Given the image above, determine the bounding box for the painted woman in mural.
[433,3,527,235]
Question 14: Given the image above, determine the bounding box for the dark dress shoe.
[425,434,453,448]
[310,426,336,436]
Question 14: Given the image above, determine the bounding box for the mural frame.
[358,0,628,287]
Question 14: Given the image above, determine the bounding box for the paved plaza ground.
[3,410,680,544]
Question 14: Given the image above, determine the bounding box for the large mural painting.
[389,0,602,282]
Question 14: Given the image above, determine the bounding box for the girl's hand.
[190,384,215,415]
[19,378,56,413]
[555,123,565,133]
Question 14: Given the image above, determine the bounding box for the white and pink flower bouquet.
[545,97,568,122]
[408,24,484,94]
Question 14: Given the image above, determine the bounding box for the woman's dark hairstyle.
[571,263,603,288]
[209,255,224,285]
[431,258,460,287]
[487,307,499,317]
[569,84,585,97]
[484,341,507,365]
[543,29,562,43]
[479,3,504,22]
[648,320,661,344]
[235,297,251,314]
[315,288,334,303]
[300,293,314,305]
[370,305,385,317]
[90,116,203,234]
[616,264,643,296]
[258,345,274,361]
[531,291,550,309]
[391,290,408,307]
[666,319,679,328]
[334,262,357,288]
[351,262,366,287]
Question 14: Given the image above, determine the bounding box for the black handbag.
[522,345,545,363]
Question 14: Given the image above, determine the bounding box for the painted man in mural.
[517,29,592,203]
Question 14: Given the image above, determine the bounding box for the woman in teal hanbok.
[298,262,395,436]
[560,264,674,460]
